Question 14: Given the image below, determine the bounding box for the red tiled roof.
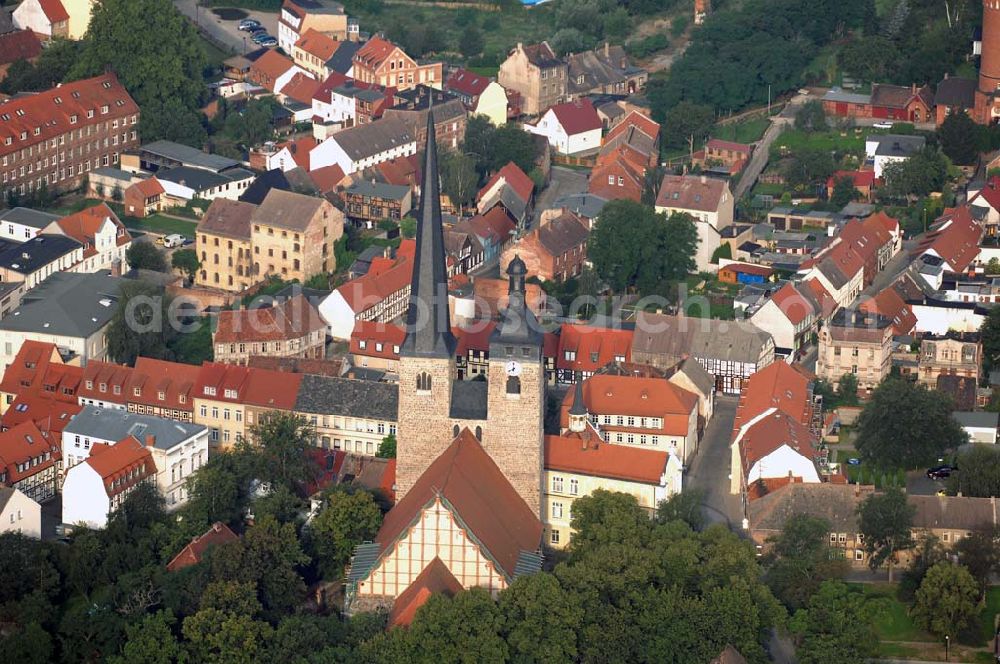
[193,362,251,404]
[546,98,602,135]
[733,361,813,435]
[458,207,517,246]
[556,324,633,373]
[243,366,303,410]
[768,282,817,326]
[738,411,817,476]
[280,72,322,105]
[0,341,82,405]
[77,360,134,405]
[54,203,131,257]
[826,169,877,189]
[214,294,326,344]
[604,110,660,145]
[454,321,497,357]
[350,320,405,360]
[588,151,644,202]
[166,522,239,572]
[376,154,419,188]
[804,278,837,318]
[127,358,200,412]
[0,73,139,158]
[446,68,493,97]
[304,447,347,496]
[374,429,542,580]
[655,174,728,213]
[354,36,400,69]
[562,373,696,436]
[294,28,339,61]
[914,206,983,273]
[336,256,411,314]
[705,138,751,154]
[0,421,59,485]
[545,433,670,484]
[250,49,296,91]
[0,30,42,65]
[38,0,69,23]
[246,355,344,376]
[85,435,155,495]
[274,136,318,171]
[973,185,1000,212]
[388,557,463,627]
[132,177,165,198]
[858,287,916,336]
[0,395,80,438]
[477,162,534,204]
[308,164,346,193]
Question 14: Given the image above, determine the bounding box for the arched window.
[452,425,460,438]
[506,376,521,395]
[475,426,483,441]
[416,372,431,391]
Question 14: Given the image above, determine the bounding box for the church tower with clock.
[395,110,545,516]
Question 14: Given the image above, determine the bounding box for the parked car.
[163,234,187,248]
[846,458,861,466]
[238,19,261,31]
[873,121,894,129]
[259,36,278,47]
[251,32,273,44]
[926,465,954,480]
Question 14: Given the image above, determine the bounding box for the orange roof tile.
[0,395,80,438]
[280,72,322,105]
[294,28,340,61]
[562,373,696,436]
[0,421,59,484]
[166,522,239,572]
[131,178,165,198]
[250,49,296,91]
[768,282,817,326]
[733,361,813,435]
[55,203,131,257]
[738,411,817,476]
[85,435,155,495]
[127,358,200,412]
[308,164,346,193]
[388,557,463,627]
[545,433,670,484]
[914,206,983,273]
[477,162,534,205]
[604,110,660,146]
[354,36,400,69]
[38,0,69,24]
[858,287,916,336]
[77,360,134,404]
[350,320,405,360]
[242,367,303,410]
[336,256,411,314]
[556,324,633,373]
[214,294,326,344]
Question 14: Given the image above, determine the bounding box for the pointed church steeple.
[568,372,588,433]
[400,106,456,358]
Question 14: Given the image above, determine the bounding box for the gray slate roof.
[332,118,414,162]
[748,483,870,534]
[157,166,253,193]
[953,411,1000,429]
[65,405,205,449]
[326,41,361,75]
[631,312,773,364]
[551,192,608,220]
[346,180,411,201]
[0,207,60,229]
[140,140,240,173]
[822,87,871,105]
[0,272,121,337]
[0,234,81,275]
[672,356,715,397]
[294,374,399,421]
[251,189,326,232]
[871,134,925,158]
[910,495,1000,531]
[0,486,16,513]
[449,379,488,420]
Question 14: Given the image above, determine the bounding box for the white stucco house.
[953,411,999,444]
[61,436,156,529]
[865,134,925,178]
[0,487,42,539]
[729,409,820,496]
[309,118,416,175]
[525,99,602,155]
[654,174,734,273]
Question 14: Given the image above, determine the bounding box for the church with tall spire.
[395,108,546,516]
[344,110,545,617]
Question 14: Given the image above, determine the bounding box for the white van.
[163,234,186,248]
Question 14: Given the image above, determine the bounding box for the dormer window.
[85,380,93,389]
[224,389,237,399]
[157,390,165,401]
[133,387,141,396]
[70,115,77,124]
[99,382,107,393]
[204,386,216,396]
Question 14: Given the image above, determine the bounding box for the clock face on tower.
[505,360,522,377]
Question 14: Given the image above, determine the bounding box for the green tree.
[830,176,857,209]
[440,151,479,214]
[880,147,950,200]
[171,248,201,283]
[489,125,539,176]
[458,26,484,58]
[789,581,879,664]
[107,610,182,664]
[794,99,828,132]
[248,412,317,495]
[836,373,859,406]
[938,110,982,166]
[568,489,652,553]
[307,489,383,578]
[709,242,732,265]
[947,445,1000,498]
[784,148,835,190]
[0,622,53,664]
[955,528,1000,598]
[857,488,915,582]
[377,434,396,459]
[126,242,169,272]
[656,488,706,531]
[764,514,849,610]
[499,574,582,663]
[0,38,83,95]
[981,305,1000,376]
[106,280,178,365]
[399,218,416,239]
[182,608,273,664]
[899,534,948,603]
[662,101,715,149]
[69,0,209,145]
[911,562,979,638]
[588,200,697,295]
[855,378,967,468]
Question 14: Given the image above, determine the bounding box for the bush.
[671,15,689,37]
[626,33,669,58]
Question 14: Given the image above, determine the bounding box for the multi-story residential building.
[61,435,155,529]
[77,360,132,410]
[194,198,256,292]
[0,207,59,242]
[0,73,139,200]
[445,69,509,126]
[816,310,893,391]
[126,357,200,422]
[526,98,603,156]
[44,203,131,273]
[311,73,391,131]
[0,421,60,504]
[293,374,398,455]
[351,36,442,91]
[0,486,41,539]
[554,323,633,383]
[250,189,343,283]
[278,0,357,53]
[0,272,122,371]
[60,405,208,509]
[498,42,566,116]
[310,117,416,175]
[499,210,589,282]
[319,242,413,340]
[292,28,340,78]
[212,294,327,365]
[917,331,981,387]
[0,233,82,290]
[381,86,467,150]
[632,313,776,395]
[349,320,406,372]
[562,372,699,464]
[342,181,413,228]
[748,282,820,358]
[564,43,647,98]
[655,174,734,273]
[0,340,81,415]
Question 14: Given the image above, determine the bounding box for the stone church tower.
[395,111,545,515]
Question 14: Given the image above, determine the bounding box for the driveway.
[173,0,279,55]
[534,166,589,226]
[732,95,807,200]
[684,395,742,527]
[906,470,946,496]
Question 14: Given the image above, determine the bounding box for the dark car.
[926,465,954,480]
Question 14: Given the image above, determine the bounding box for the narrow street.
[732,93,808,200]
[173,0,278,54]
[533,167,589,225]
[684,395,742,528]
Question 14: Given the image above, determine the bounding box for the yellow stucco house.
[445,68,510,127]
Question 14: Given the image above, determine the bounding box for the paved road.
[684,395,742,527]
[732,95,807,200]
[534,167,589,225]
[173,0,278,54]
[768,630,798,664]
[859,237,920,300]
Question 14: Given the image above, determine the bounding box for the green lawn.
[47,196,197,236]
[771,129,867,158]
[711,117,770,144]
